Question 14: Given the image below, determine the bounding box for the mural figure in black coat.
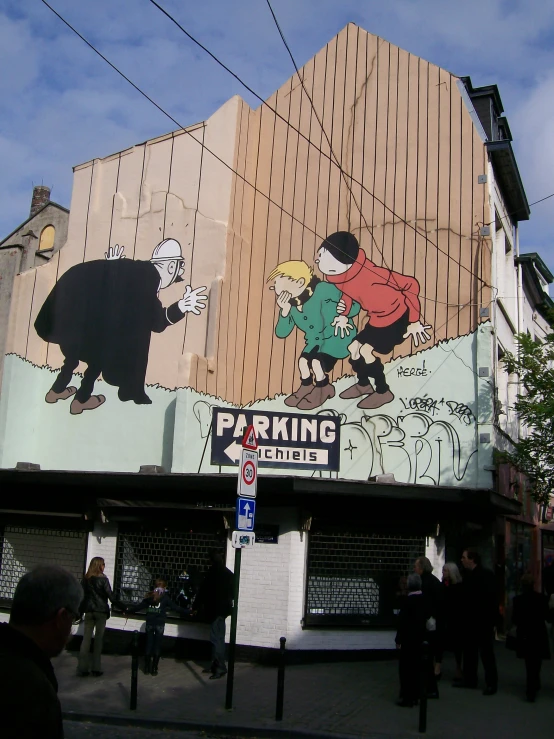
[35,239,207,415]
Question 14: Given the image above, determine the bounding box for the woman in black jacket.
[125,579,191,676]
[78,557,122,677]
[512,574,552,702]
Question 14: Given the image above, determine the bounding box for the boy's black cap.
[320,231,359,265]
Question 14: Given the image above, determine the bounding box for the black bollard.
[418,641,429,733]
[130,630,139,711]
[275,636,286,721]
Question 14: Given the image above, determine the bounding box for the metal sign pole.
[225,424,255,710]
[225,546,242,710]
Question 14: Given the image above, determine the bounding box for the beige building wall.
[209,24,492,405]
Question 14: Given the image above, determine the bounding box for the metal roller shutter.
[0,525,87,603]
[114,525,226,604]
[305,530,426,627]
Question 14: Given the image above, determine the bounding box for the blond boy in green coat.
[267,260,360,409]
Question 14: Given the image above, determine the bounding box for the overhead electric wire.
[264,0,444,326]
[145,0,492,291]
[488,191,554,229]
[264,0,551,333]
[264,0,383,253]
[41,0,488,311]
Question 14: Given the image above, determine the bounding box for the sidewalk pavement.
[56,643,554,739]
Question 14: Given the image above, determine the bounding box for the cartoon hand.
[178,285,208,315]
[276,291,292,317]
[332,315,355,338]
[336,299,347,315]
[105,244,125,260]
[403,321,432,348]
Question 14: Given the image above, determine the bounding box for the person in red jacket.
[315,231,432,409]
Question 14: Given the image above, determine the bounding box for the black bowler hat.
[320,231,359,265]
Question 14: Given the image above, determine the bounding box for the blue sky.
[1,1,553,266]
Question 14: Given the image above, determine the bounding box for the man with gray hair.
[0,565,83,738]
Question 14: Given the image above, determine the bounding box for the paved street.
[55,639,554,739]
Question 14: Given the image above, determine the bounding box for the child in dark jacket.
[126,579,190,675]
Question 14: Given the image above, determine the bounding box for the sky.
[1,0,553,267]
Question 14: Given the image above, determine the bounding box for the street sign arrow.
[236,497,256,531]
[224,441,242,463]
[211,408,341,471]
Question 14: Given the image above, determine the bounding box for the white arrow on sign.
[224,441,242,463]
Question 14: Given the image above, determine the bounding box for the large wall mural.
[0,25,493,488]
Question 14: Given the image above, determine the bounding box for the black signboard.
[211,407,340,471]
[254,525,280,544]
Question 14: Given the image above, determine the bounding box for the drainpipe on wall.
[515,223,522,339]
[514,222,523,441]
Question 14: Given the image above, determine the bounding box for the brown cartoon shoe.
[339,382,374,399]
[357,390,394,409]
[284,383,314,407]
[45,387,77,403]
[70,395,106,415]
[297,383,336,410]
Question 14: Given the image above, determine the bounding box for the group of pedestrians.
[395,548,554,707]
[77,550,233,681]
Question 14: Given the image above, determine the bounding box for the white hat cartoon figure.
[35,239,208,415]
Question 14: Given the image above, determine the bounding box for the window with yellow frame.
[38,225,55,251]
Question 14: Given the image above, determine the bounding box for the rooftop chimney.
[30,185,51,218]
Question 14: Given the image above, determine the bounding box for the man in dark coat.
[512,573,552,702]
[35,240,207,415]
[456,549,499,695]
[0,565,83,738]
[395,573,430,707]
[415,556,442,693]
[193,550,234,679]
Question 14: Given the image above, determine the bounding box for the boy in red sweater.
[315,232,432,409]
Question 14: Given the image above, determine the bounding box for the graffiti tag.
[445,401,475,426]
[314,410,478,486]
[400,396,443,415]
[400,396,475,425]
